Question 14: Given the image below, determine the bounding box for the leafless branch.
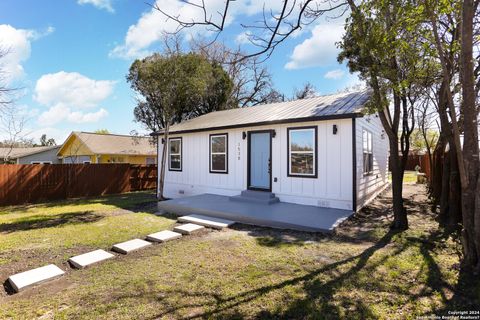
[152,0,349,62]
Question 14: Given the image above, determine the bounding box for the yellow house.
[57,131,157,164]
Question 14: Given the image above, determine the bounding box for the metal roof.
[158,90,370,134]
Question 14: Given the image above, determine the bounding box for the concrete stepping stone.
[112,239,152,254]
[173,223,205,235]
[8,264,65,293]
[146,230,182,243]
[68,249,115,269]
[178,214,235,229]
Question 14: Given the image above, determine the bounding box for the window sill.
[287,174,318,179]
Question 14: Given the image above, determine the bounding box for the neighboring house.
[0,146,61,164]
[155,91,389,212]
[57,132,156,164]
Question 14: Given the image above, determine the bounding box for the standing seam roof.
[159,90,370,134]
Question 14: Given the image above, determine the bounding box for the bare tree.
[190,39,281,107]
[153,0,349,61]
[0,104,28,163]
[293,82,317,99]
[0,49,28,163]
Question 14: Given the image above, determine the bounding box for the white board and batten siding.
[160,119,354,211]
[355,114,390,211]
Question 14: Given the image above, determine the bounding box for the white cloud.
[110,0,273,59]
[0,24,54,83]
[235,32,252,45]
[35,71,114,125]
[35,71,115,109]
[285,23,345,70]
[77,0,114,13]
[110,0,220,59]
[324,69,345,80]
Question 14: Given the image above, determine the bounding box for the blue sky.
[0,0,359,144]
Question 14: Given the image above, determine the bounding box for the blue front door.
[249,131,271,190]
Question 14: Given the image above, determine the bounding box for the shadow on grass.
[109,230,400,319]
[1,191,159,215]
[0,210,103,234]
[106,227,473,320]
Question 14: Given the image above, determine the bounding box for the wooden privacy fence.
[405,154,431,180]
[0,164,157,206]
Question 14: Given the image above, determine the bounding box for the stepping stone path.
[6,215,236,294]
[147,230,182,243]
[112,239,152,254]
[178,214,234,229]
[8,264,65,293]
[68,249,115,269]
[174,223,205,235]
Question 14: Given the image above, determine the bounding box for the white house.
[155,91,389,217]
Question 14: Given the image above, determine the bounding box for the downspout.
[352,117,357,213]
[157,136,161,200]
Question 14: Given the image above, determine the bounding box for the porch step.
[178,214,235,229]
[8,264,65,293]
[241,190,276,199]
[229,190,279,205]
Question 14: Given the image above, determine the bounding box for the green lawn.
[388,170,418,184]
[0,187,478,319]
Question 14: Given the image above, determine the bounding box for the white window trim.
[288,127,317,177]
[168,137,182,171]
[210,134,228,173]
[363,129,374,174]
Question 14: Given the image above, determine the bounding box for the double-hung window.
[287,126,317,177]
[210,133,228,173]
[168,137,182,171]
[363,129,373,174]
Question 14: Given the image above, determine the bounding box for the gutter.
[151,113,363,136]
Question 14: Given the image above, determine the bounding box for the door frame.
[247,129,273,192]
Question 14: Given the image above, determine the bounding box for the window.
[210,133,228,173]
[363,129,373,174]
[111,156,125,163]
[168,137,182,171]
[287,126,317,177]
[30,161,53,164]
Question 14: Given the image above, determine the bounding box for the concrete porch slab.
[158,194,353,233]
[147,230,182,242]
[8,264,65,293]
[173,223,205,235]
[112,239,152,254]
[178,214,235,229]
[68,249,115,269]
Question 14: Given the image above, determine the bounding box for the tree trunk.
[431,134,446,209]
[460,0,479,271]
[439,149,450,223]
[447,147,462,227]
[158,123,170,201]
[378,106,408,230]
[389,135,408,230]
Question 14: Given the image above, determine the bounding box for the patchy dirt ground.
[0,185,478,319]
